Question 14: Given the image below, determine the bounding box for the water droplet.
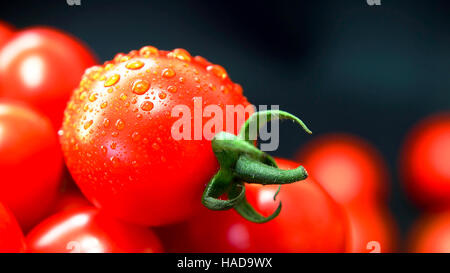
[110,142,117,149]
[57,129,63,136]
[132,79,150,95]
[178,77,184,83]
[152,143,160,150]
[168,86,177,93]
[139,46,159,57]
[79,92,88,100]
[100,102,108,109]
[207,64,228,80]
[140,101,154,111]
[112,131,119,137]
[103,118,110,128]
[120,93,128,101]
[115,119,125,130]
[131,131,141,142]
[89,93,98,102]
[107,87,114,93]
[104,63,115,71]
[110,156,120,167]
[126,60,145,70]
[162,68,175,78]
[168,48,192,62]
[158,92,167,99]
[100,145,107,155]
[84,120,93,129]
[104,74,120,87]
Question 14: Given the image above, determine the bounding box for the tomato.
[0,27,97,128]
[0,21,14,47]
[408,211,450,253]
[400,112,450,209]
[60,47,250,226]
[51,189,91,215]
[0,202,26,253]
[26,207,163,253]
[295,133,389,207]
[157,158,348,252]
[0,102,62,231]
[346,204,397,253]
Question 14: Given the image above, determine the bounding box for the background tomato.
[407,211,450,253]
[157,158,348,253]
[26,207,163,253]
[0,202,26,253]
[0,21,14,47]
[400,112,450,209]
[0,27,97,128]
[296,133,389,206]
[0,102,62,231]
[60,47,250,226]
[346,204,397,253]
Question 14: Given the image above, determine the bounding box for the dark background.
[1,0,450,243]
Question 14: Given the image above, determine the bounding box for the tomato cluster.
[0,19,448,253]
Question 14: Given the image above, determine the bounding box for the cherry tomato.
[51,189,91,215]
[0,202,26,253]
[346,204,397,253]
[26,207,163,253]
[0,21,14,47]
[157,158,348,252]
[60,47,250,226]
[400,112,450,209]
[0,27,97,128]
[0,102,62,231]
[296,133,389,207]
[408,211,450,253]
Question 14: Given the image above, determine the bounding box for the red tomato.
[51,189,91,215]
[346,204,397,253]
[60,47,250,226]
[0,102,62,231]
[408,211,450,253]
[400,113,450,209]
[0,202,26,253]
[296,133,389,207]
[0,27,97,128]
[26,207,163,253]
[0,21,14,47]
[157,158,348,252]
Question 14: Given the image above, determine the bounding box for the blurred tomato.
[346,204,397,253]
[0,21,14,47]
[296,133,389,207]
[400,112,450,209]
[26,207,163,253]
[408,211,450,253]
[0,202,26,253]
[0,27,97,128]
[0,102,62,231]
[158,158,348,253]
[51,189,91,215]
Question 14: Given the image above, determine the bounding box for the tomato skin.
[0,21,14,47]
[157,158,348,253]
[0,102,62,231]
[296,133,389,208]
[408,211,450,253]
[0,202,26,253]
[400,113,450,209]
[60,47,250,226]
[26,207,163,253]
[345,204,397,253]
[0,27,97,128]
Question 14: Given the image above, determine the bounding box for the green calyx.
[201,110,312,223]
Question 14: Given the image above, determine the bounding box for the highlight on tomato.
[407,211,450,253]
[0,27,97,128]
[400,112,450,209]
[0,102,63,231]
[26,207,163,253]
[60,46,312,227]
[0,202,26,253]
[156,158,348,253]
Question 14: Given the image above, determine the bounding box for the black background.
[1,0,450,244]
